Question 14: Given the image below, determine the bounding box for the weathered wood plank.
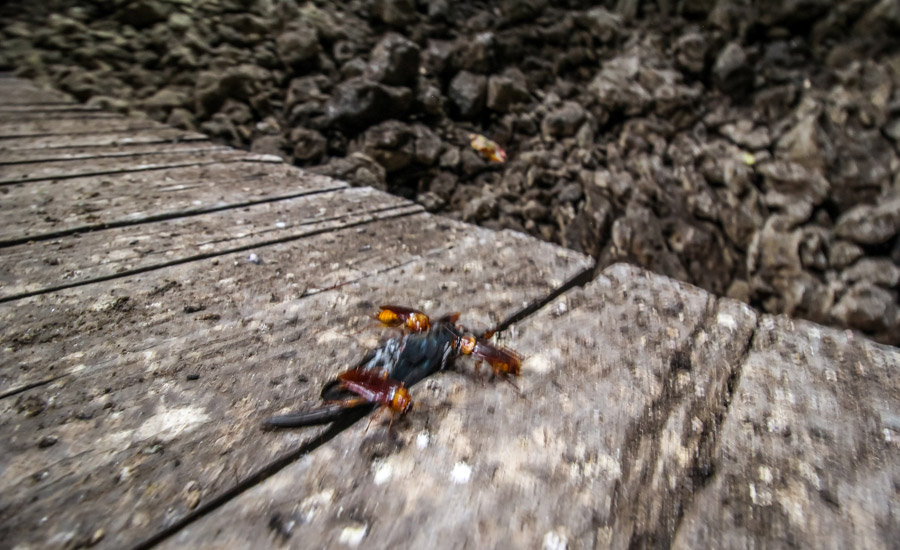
[607,288,757,548]
[0,110,120,121]
[0,127,208,150]
[0,148,273,184]
[0,84,74,105]
[0,104,102,114]
[0,141,225,165]
[158,264,757,550]
[0,76,54,87]
[0,161,342,245]
[673,316,900,550]
[0,214,591,550]
[0,97,78,106]
[0,186,419,301]
[0,115,163,137]
[0,212,575,395]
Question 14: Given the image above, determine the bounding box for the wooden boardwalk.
[2,75,898,550]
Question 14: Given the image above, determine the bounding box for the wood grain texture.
[0,187,419,301]
[0,148,275,184]
[673,316,900,550]
[0,81,74,105]
[0,161,336,245]
[0,109,120,121]
[0,75,893,550]
[0,140,222,164]
[0,104,102,114]
[0,115,164,137]
[159,264,757,550]
[0,213,591,550]
[0,127,208,150]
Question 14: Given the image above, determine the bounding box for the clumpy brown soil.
[2,0,898,344]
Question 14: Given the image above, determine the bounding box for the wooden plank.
[0,186,420,301]
[156,264,757,550]
[0,116,163,137]
[0,211,565,395]
[0,141,225,165]
[0,214,592,550]
[0,110,120,122]
[0,76,48,86]
[0,79,68,93]
[0,161,342,245]
[0,104,103,114]
[0,83,74,105]
[673,316,900,549]
[0,97,76,106]
[0,81,69,94]
[0,149,276,185]
[0,127,208,150]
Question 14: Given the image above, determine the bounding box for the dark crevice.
[0,106,99,113]
[0,127,189,143]
[297,254,427,300]
[129,406,373,550]
[0,124,162,140]
[491,262,597,334]
[128,249,591,549]
[0,102,77,109]
[606,295,761,549]
[669,305,761,546]
[0,156,280,185]
[0,373,67,400]
[0,143,220,165]
[676,310,759,488]
[0,218,429,402]
[0,182,346,249]
[1,112,117,121]
[0,134,208,152]
[720,315,758,416]
[0,202,422,304]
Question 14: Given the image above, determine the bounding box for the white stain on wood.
[136,405,210,441]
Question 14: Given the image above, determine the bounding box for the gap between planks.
[132,262,597,550]
[0,153,282,186]
[0,128,208,151]
[0,161,335,246]
[0,201,426,396]
[0,179,346,249]
[0,215,592,550]
[0,123,164,139]
[0,74,597,548]
[0,105,101,114]
[0,142,224,166]
[149,263,746,550]
[0,199,423,306]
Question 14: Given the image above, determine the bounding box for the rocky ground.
[1,0,898,345]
